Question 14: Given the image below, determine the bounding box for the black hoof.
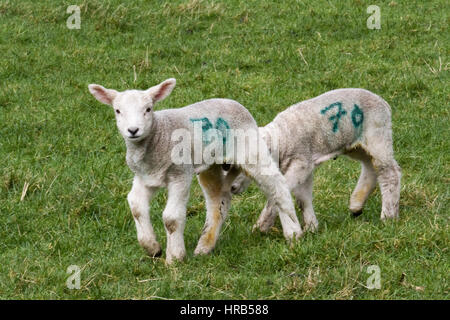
[149,249,162,258]
[351,210,363,217]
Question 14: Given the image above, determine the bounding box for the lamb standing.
[230,88,402,232]
[88,79,302,264]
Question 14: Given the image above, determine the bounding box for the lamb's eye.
[146,107,151,113]
[115,109,120,114]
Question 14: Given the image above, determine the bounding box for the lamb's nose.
[128,127,139,136]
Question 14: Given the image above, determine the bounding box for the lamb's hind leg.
[362,139,402,220]
[293,173,318,232]
[194,165,239,255]
[346,149,378,217]
[373,157,402,220]
[127,177,161,257]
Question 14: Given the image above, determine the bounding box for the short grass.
[0,0,448,299]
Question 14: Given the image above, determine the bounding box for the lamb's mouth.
[128,135,141,140]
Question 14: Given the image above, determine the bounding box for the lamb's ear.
[88,84,118,106]
[147,78,176,103]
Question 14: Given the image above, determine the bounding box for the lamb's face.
[88,79,176,143]
[112,90,154,142]
[230,173,252,194]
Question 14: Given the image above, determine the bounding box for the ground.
[0,0,448,299]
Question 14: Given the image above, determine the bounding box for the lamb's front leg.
[163,176,192,264]
[253,160,314,234]
[243,161,302,241]
[127,177,161,257]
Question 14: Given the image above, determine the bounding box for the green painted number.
[320,102,364,134]
[320,102,347,132]
[351,104,364,128]
[190,117,230,145]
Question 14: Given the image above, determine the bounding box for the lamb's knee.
[127,190,142,216]
[130,205,141,219]
[164,218,178,234]
[163,213,184,235]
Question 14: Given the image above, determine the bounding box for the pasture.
[0,0,448,299]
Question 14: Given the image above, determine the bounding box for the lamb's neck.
[125,113,167,172]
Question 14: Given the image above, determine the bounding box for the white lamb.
[88,79,302,264]
[230,88,402,232]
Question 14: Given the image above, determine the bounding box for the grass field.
[0,0,448,299]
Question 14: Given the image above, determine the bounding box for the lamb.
[88,78,302,264]
[229,88,402,232]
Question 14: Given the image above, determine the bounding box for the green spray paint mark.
[215,117,230,145]
[190,117,230,145]
[320,102,347,133]
[351,104,364,128]
[351,104,364,138]
[190,117,214,144]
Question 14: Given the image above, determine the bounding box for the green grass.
[0,0,448,299]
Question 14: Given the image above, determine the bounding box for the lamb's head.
[230,173,252,194]
[88,78,176,142]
